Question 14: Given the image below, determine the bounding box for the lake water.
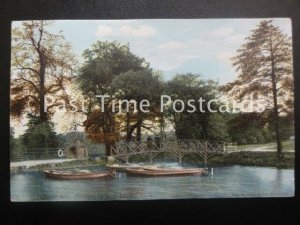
[10,165,294,201]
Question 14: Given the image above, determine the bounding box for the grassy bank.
[238,140,294,152]
[10,158,107,173]
[202,140,295,168]
[207,151,294,168]
[123,151,295,168]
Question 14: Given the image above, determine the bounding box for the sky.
[11,18,292,136]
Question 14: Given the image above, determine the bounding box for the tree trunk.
[271,81,282,157]
[126,112,132,142]
[39,52,47,122]
[127,127,134,142]
[136,123,142,142]
[105,142,112,156]
[136,114,143,142]
[271,90,282,155]
[126,118,141,142]
[270,36,282,157]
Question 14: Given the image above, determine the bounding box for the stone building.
[66,139,88,159]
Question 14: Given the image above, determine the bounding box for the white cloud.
[119,25,157,37]
[213,27,234,37]
[134,37,219,72]
[95,24,157,38]
[96,25,113,36]
[150,54,195,71]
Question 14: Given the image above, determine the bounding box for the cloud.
[95,25,113,36]
[95,24,157,38]
[119,25,157,37]
[212,26,246,46]
[150,54,195,71]
[135,37,219,72]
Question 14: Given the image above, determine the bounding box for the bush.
[21,114,59,152]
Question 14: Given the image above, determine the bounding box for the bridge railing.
[111,139,237,156]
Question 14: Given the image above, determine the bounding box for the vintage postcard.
[10,19,294,201]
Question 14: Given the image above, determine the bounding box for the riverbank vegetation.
[207,151,294,168]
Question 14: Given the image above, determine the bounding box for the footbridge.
[111,140,238,164]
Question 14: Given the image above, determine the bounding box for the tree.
[227,112,273,144]
[165,73,228,141]
[223,20,293,156]
[11,21,76,121]
[10,128,25,161]
[10,127,16,150]
[207,113,229,141]
[77,41,148,155]
[10,128,17,160]
[21,114,58,150]
[110,69,164,142]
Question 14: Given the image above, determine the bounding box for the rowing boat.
[142,166,204,172]
[44,169,115,180]
[106,164,142,172]
[126,167,208,177]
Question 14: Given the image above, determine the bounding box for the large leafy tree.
[223,20,293,155]
[227,112,272,144]
[77,41,148,155]
[165,73,228,141]
[110,69,164,142]
[11,21,76,121]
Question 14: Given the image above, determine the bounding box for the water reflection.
[10,165,294,201]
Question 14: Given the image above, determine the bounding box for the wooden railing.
[111,139,238,164]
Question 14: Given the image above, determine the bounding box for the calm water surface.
[10,165,294,201]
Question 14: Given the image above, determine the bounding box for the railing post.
[149,151,153,164]
[203,154,207,167]
[204,141,208,166]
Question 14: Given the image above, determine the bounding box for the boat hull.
[44,170,115,180]
[126,168,208,177]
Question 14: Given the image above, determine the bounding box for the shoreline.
[206,151,294,169]
[10,150,294,173]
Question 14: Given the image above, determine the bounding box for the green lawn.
[238,140,294,152]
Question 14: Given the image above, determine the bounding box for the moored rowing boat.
[44,169,115,180]
[126,167,208,177]
[106,164,142,172]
